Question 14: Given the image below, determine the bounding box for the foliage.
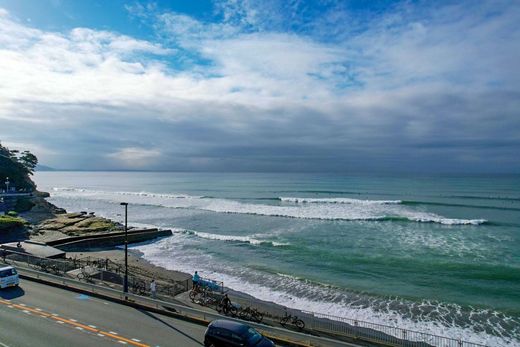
[15,198,35,212]
[0,141,38,191]
[0,215,26,232]
[7,211,18,217]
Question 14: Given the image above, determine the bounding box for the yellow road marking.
[0,299,149,347]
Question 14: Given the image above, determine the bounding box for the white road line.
[19,303,26,307]
[69,318,77,322]
[7,305,13,308]
[117,341,127,345]
[52,313,59,316]
[0,340,11,347]
[75,327,84,331]
[88,325,97,328]
[109,331,118,335]
[131,338,141,342]
[97,333,105,337]
[22,310,30,314]
[56,321,64,324]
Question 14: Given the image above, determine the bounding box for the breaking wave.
[133,235,519,347]
[279,197,402,204]
[174,229,290,247]
[51,187,487,226]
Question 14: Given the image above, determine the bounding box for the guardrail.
[12,264,357,347]
[2,249,190,296]
[1,249,489,347]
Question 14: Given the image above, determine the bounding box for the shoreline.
[22,192,518,347]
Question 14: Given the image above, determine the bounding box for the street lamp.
[5,177,9,193]
[120,202,129,297]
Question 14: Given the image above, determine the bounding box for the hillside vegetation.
[0,141,38,191]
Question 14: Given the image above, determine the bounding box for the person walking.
[221,294,231,315]
[150,279,157,299]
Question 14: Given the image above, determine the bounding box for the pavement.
[0,279,207,347]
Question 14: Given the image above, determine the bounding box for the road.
[0,279,207,347]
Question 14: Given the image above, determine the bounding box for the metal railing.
[1,249,489,347]
[12,264,356,347]
[1,249,190,297]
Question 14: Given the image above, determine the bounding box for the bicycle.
[238,306,264,323]
[37,261,61,276]
[217,302,239,317]
[131,279,147,295]
[76,267,93,282]
[280,311,305,330]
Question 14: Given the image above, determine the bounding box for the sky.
[0,0,519,173]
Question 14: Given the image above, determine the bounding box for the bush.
[0,215,26,231]
[15,197,35,212]
[7,211,18,217]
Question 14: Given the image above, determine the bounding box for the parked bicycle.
[189,286,219,307]
[238,306,264,323]
[36,261,61,275]
[76,267,94,282]
[131,279,147,295]
[280,311,305,330]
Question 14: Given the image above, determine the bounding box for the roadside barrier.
[12,264,356,347]
[1,249,488,347]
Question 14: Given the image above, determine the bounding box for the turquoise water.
[34,172,520,346]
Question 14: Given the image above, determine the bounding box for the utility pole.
[120,202,129,297]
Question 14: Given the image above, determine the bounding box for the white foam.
[280,197,402,205]
[133,236,517,347]
[50,187,486,225]
[175,229,290,247]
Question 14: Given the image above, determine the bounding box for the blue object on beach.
[200,279,220,291]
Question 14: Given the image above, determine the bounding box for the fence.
[1,248,488,347]
[1,249,190,297]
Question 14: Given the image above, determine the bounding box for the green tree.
[19,150,38,175]
[0,141,37,191]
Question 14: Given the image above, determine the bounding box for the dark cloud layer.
[1,1,520,173]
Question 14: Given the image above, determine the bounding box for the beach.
[32,171,520,347]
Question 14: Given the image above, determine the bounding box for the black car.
[204,319,275,347]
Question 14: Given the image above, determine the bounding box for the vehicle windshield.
[0,268,17,278]
[246,328,262,345]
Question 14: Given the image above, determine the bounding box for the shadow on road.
[136,308,204,346]
[0,286,25,299]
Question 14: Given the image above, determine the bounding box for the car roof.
[0,265,14,271]
[209,319,250,333]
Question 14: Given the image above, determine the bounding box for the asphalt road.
[0,279,207,347]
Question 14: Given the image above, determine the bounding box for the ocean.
[33,171,520,346]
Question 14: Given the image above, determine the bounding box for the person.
[150,279,157,299]
[221,294,231,315]
[192,271,200,289]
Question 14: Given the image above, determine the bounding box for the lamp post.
[5,177,9,193]
[120,202,129,297]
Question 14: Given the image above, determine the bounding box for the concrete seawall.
[47,228,172,251]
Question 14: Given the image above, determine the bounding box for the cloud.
[0,1,519,172]
[106,147,162,168]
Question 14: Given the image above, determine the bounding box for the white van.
[0,265,19,289]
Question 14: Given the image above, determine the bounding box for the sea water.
[34,172,520,346]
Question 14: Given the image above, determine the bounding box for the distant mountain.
[35,164,56,171]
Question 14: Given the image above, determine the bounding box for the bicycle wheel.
[228,305,238,317]
[280,316,289,326]
[189,290,197,302]
[238,309,250,321]
[76,272,85,280]
[295,319,305,330]
[253,311,263,323]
